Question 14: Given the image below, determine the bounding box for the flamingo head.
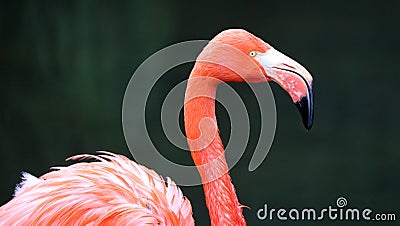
[198,29,314,130]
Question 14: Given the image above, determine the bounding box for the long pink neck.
[184,74,246,226]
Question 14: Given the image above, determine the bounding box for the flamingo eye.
[249,51,257,57]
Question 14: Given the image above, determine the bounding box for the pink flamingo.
[0,29,313,225]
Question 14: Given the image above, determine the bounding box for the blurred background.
[1,1,399,225]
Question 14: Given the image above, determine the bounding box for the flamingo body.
[0,152,194,225]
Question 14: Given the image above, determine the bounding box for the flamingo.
[0,29,313,225]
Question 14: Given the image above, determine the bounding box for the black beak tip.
[305,121,313,131]
[295,95,314,131]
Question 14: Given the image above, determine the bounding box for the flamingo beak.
[254,48,314,130]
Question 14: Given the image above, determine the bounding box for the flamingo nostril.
[282,63,296,69]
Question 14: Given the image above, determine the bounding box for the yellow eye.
[249,51,257,57]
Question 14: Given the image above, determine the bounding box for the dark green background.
[1,1,399,225]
